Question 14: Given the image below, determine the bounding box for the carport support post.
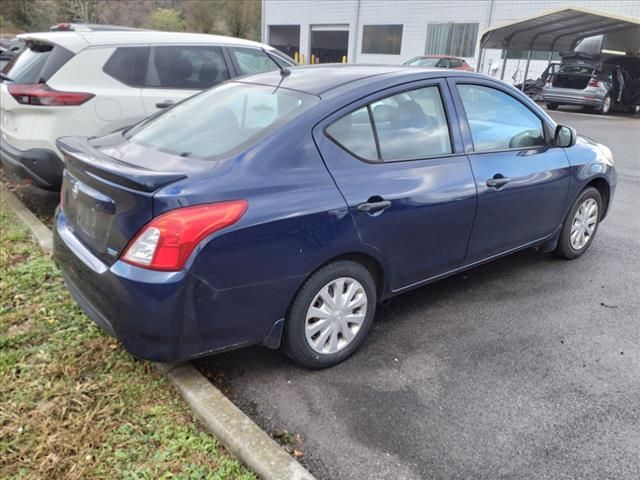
[500,50,508,80]
[522,49,532,90]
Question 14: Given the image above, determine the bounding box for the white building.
[262,0,640,83]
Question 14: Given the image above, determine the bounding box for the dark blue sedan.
[53,65,616,368]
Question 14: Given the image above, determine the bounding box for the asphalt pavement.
[196,108,640,480]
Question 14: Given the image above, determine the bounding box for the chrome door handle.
[486,175,510,189]
[357,200,391,213]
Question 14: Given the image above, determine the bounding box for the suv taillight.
[588,78,600,88]
[8,83,94,106]
[121,201,248,271]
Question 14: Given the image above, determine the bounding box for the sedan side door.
[449,79,571,262]
[313,80,477,291]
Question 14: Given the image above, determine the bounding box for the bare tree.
[100,0,154,28]
[223,0,260,40]
[184,0,223,34]
[56,0,105,23]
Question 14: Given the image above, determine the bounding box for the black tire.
[554,187,602,260]
[596,94,612,115]
[546,103,559,111]
[282,260,377,369]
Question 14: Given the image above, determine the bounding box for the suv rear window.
[103,46,149,87]
[126,82,319,160]
[2,42,73,84]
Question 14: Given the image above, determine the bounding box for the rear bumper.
[542,89,604,107]
[53,208,278,362]
[0,137,63,190]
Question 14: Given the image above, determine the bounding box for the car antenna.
[263,49,290,91]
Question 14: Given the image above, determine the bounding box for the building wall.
[263,0,640,82]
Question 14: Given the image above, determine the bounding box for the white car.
[0,30,295,190]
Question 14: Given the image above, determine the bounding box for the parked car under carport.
[542,53,640,114]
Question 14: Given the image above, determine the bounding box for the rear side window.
[230,47,279,75]
[457,84,545,151]
[326,85,452,162]
[326,107,378,160]
[127,82,319,160]
[148,45,230,89]
[2,42,73,84]
[103,46,149,87]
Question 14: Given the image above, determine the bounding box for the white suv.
[0,31,294,190]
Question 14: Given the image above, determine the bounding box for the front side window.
[457,84,545,152]
[426,23,478,58]
[230,47,279,76]
[362,25,403,55]
[326,85,452,162]
[127,82,318,160]
[149,45,230,89]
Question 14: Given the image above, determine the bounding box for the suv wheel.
[282,260,377,369]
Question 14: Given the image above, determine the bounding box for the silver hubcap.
[570,198,598,250]
[305,277,367,354]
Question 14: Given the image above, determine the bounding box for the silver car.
[543,63,620,115]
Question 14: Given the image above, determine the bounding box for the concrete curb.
[2,182,315,480]
[1,183,53,253]
[158,363,315,480]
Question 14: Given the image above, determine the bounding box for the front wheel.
[282,260,377,369]
[554,187,602,259]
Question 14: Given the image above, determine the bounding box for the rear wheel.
[546,103,559,111]
[554,187,602,259]
[596,95,612,115]
[282,260,376,369]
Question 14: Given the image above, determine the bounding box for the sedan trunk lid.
[57,135,187,265]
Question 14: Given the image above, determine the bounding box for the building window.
[268,25,300,60]
[426,23,478,58]
[362,25,403,55]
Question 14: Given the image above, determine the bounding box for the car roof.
[238,64,475,96]
[18,30,270,54]
[416,55,466,60]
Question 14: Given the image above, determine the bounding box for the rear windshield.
[407,58,439,67]
[126,82,319,160]
[2,42,74,83]
[558,66,595,75]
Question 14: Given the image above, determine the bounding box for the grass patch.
[0,201,255,480]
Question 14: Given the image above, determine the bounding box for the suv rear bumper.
[0,137,63,190]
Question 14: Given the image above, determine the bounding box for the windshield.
[407,58,439,67]
[127,82,319,160]
[2,42,73,83]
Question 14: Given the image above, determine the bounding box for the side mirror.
[554,124,577,148]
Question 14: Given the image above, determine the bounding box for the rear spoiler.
[57,137,186,192]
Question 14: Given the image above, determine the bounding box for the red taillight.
[121,201,248,271]
[8,83,94,106]
[588,78,600,88]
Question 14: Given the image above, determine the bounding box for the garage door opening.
[269,25,300,60]
[310,25,349,64]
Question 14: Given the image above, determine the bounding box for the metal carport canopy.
[479,7,640,53]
